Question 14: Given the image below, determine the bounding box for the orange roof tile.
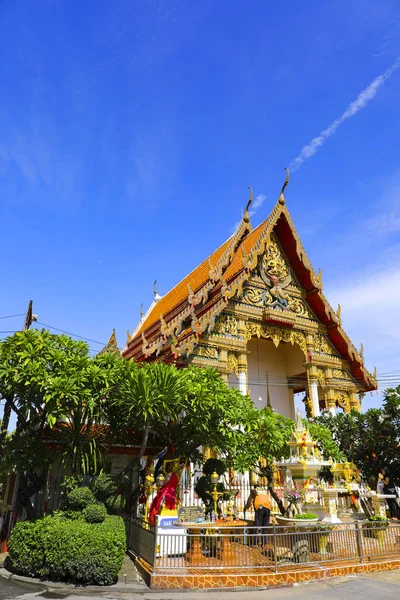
[223,222,265,281]
[136,235,233,336]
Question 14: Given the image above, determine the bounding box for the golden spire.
[99,329,119,355]
[126,330,132,344]
[243,186,253,223]
[278,168,290,205]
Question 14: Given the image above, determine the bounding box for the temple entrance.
[228,337,307,419]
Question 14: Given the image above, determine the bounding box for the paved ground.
[2,571,400,600]
[0,577,44,599]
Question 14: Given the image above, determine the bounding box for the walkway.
[3,572,400,599]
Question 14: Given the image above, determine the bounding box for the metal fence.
[124,516,157,568]
[125,519,400,573]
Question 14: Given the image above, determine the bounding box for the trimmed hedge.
[66,486,96,511]
[8,514,126,585]
[83,503,107,523]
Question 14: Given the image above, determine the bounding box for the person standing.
[245,485,271,546]
[381,468,399,520]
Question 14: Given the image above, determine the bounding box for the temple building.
[121,174,377,417]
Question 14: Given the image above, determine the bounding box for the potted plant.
[363,515,389,548]
[276,512,319,527]
[276,485,318,526]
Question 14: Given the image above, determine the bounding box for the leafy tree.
[232,407,293,476]
[316,386,400,486]
[0,330,112,516]
[161,367,253,464]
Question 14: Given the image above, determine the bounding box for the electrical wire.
[0,313,25,320]
[35,321,108,347]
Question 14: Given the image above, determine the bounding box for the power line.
[35,321,108,347]
[0,313,25,320]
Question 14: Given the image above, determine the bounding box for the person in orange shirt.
[245,485,271,545]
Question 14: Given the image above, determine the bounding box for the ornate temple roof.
[123,177,376,393]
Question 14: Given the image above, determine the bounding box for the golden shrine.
[119,172,376,417]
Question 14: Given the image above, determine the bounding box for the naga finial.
[336,304,342,325]
[243,186,253,223]
[140,303,144,318]
[373,366,377,381]
[359,343,364,361]
[316,268,323,288]
[154,280,157,297]
[278,168,290,205]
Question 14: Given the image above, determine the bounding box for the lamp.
[210,471,219,485]
[206,471,224,517]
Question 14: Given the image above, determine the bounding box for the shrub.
[67,486,96,511]
[8,515,126,585]
[92,474,116,503]
[83,503,107,523]
[295,513,318,520]
[105,494,125,515]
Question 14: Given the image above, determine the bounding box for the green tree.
[0,330,112,516]
[316,386,400,485]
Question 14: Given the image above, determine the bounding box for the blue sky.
[1,0,400,413]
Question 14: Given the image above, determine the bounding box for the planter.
[275,515,319,527]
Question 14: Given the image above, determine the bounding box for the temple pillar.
[326,389,336,415]
[238,352,248,395]
[307,365,320,417]
[349,391,360,411]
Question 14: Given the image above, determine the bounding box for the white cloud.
[290,56,400,171]
[325,265,400,409]
[252,194,266,211]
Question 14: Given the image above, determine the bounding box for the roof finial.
[154,280,158,297]
[278,168,290,205]
[243,186,253,223]
[140,303,144,318]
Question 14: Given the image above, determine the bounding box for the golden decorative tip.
[316,268,323,288]
[359,343,364,361]
[336,304,342,325]
[243,186,253,223]
[278,167,290,205]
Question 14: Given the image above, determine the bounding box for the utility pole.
[23,300,38,330]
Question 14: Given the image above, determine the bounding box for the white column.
[238,371,247,395]
[310,381,320,417]
[328,403,336,416]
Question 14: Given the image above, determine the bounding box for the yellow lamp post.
[206,471,224,516]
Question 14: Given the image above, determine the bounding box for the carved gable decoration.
[313,333,339,357]
[238,236,311,318]
[213,313,238,336]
